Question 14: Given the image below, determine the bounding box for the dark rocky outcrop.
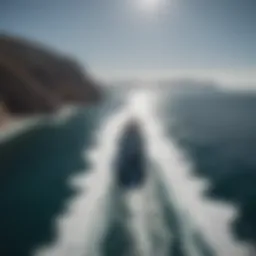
[0,34,101,115]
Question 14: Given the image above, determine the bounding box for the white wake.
[35,88,250,256]
[136,89,250,256]
[35,100,132,256]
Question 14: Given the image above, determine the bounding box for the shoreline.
[0,105,77,144]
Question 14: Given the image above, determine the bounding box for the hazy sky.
[1,0,256,83]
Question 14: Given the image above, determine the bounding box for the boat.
[114,119,146,189]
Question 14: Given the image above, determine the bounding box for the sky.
[1,0,256,85]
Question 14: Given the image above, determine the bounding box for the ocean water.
[161,88,256,247]
[0,86,254,256]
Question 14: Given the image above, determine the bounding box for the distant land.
[0,34,101,126]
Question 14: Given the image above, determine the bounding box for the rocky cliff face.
[0,34,101,115]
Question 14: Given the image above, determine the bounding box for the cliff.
[0,34,101,115]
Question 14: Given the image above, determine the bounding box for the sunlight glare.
[136,0,166,13]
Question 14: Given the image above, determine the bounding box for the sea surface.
[0,86,255,256]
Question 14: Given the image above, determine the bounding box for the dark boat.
[115,119,146,189]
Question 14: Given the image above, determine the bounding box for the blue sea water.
[0,86,254,256]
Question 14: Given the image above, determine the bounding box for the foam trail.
[124,189,151,256]
[99,89,172,256]
[33,87,250,256]
[35,100,133,256]
[117,177,171,256]
[144,170,171,256]
[137,89,250,256]
[120,90,172,256]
